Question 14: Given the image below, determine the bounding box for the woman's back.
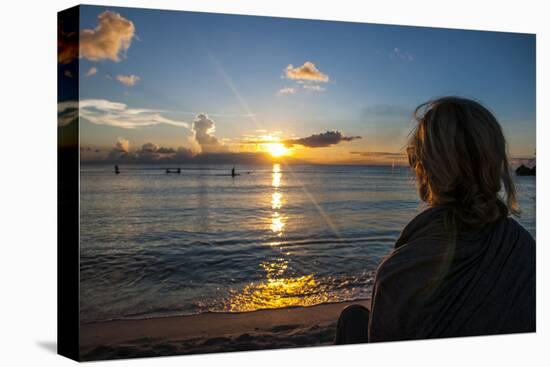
[368,207,535,342]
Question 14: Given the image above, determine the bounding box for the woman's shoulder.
[393,206,449,249]
[396,207,534,247]
[501,216,535,240]
[376,212,534,284]
[492,216,536,258]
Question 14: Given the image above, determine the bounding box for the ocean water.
[79,164,536,323]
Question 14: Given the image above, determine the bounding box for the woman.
[335,96,535,344]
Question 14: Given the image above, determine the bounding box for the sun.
[251,134,292,158]
[265,143,290,158]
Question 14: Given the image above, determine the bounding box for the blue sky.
[71,5,536,163]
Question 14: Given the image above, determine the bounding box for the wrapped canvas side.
[57,5,80,361]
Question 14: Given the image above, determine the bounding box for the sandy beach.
[80,299,370,360]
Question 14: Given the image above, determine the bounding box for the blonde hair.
[407,97,518,228]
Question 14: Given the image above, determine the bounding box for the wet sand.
[80,299,370,361]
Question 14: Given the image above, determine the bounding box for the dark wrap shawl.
[368,207,535,342]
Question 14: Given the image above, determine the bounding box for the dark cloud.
[80,146,102,153]
[173,147,194,160]
[192,114,227,153]
[134,143,181,161]
[284,131,361,148]
[85,135,308,164]
[97,144,279,165]
[157,147,176,154]
[138,142,159,153]
[103,139,195,163]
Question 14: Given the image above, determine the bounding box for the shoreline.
[81,297,373,324]
[80,299,371,361]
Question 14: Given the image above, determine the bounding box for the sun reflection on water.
[272,163,281,188]
[225,163,331,312]
[270,163,285,236]
[226,259,332,312]
[270,213,285,234]
[271,192,283,210]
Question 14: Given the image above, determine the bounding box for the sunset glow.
[265,142,290,158]
[70,7,535,165]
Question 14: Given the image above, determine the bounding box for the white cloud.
[285,61,329,82]
[281,61,330,95]
[57,101,78,126]
[392,47,414,61]
[192,114,227,153]
[113,137,130,153]
[68,99,189,129]
[302,84,326,92]
[116,74,140,87]
[108,137,130,160]
[86,67,98,77]
[277,87,296,96]
[80,11,135,62]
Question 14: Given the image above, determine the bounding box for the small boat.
[166,168,181,174]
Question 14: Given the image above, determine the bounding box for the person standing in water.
[231,167,236,177]
[335,97,535,344]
